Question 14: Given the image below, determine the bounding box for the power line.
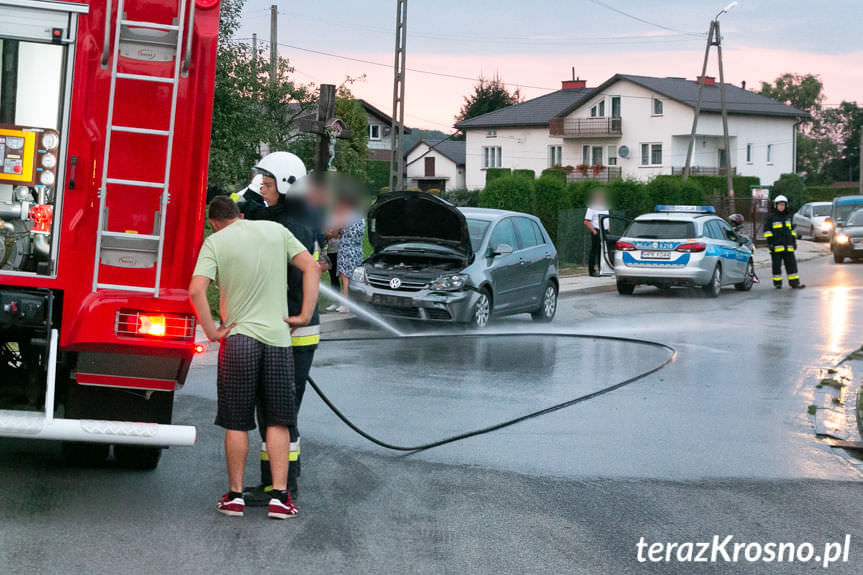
[587,0,706,37]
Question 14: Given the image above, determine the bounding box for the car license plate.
[641,250,672,259]
[373,294,413,307]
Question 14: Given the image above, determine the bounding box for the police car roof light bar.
[654,205,716,214]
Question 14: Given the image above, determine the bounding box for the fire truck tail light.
[116,310,196,340]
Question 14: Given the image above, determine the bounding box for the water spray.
[318,282,405,337]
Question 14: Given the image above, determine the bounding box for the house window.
[746,143,752,164]
[591,146,603,165]
[652,98,663,115]
[487,129,497,138]
[641,143,662,166]
[767,144,774,164]
[607,145,618,166]
[369,124,381,141]
[598,100,605,117]
[590,100,606,117]
[582,145,590,165]
[611,96,621,118]
[548,145,562,167]
[482,146,502,169]
[590,105,597,117]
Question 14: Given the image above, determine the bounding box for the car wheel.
[703,265,721,298]
[532,282,558,322]
[834,252,844,264]
[114,445,163,470]
[616,280,635,295]
[471,289,491,328]
[735,259,754,291]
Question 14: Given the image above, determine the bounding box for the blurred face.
[260,175,279,206]
[777,202,787,212]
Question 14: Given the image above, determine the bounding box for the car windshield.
[812,205,831,217]
[467,218,491,252]
[847,210,863,226]
[626,220,695,239]
[834,201,863,223]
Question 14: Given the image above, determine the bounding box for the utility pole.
[683,2,738,208]
[315,84,336,175]
[251,33,257,75]
[859,131,863,194]
[389,0,408,192]
[269,4,278,83]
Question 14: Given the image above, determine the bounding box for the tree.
[820,101,863,183]
[208,0,312,188]
[456,74,521,124]
[759,73,825,116]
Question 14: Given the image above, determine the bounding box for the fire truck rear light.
[116,310,196,340]
[194,343,206,354]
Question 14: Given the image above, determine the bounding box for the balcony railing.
[566,166,622,184]
[549,116,622,138]
[671,166,737,176]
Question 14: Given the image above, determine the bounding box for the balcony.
[671,166,737,176]
[549,117,622,138]
[566,166,622,184]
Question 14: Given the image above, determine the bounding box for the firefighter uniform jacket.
[763,210,797,253]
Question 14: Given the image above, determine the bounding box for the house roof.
[358,99,412,134]
[555,74,809,119]
[407,139,466,166]
[454,88,595,129]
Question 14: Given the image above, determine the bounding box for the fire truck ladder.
[93,0,192,296]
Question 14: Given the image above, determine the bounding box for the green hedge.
[441,188,480,207]
[806,185,861,203]
[540,167,568,185]
[485,168,511,185]
[684,175,760,199]
[480,174,535,214]
[513,169,536,180]
[771,174,807,209]
[366,160,390,195]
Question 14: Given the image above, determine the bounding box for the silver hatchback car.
[613,206,755,297]
[349,191,559,327]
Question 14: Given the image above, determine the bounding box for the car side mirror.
[492,243,513,256]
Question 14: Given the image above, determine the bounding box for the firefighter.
[764,195,805,289]
[238,152,320,502]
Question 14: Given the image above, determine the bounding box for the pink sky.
[284,47,863,131]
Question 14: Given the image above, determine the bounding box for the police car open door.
[598,214,631,277]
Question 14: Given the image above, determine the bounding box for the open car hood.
[367,191,471,255]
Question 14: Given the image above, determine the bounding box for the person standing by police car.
[764,194,805,289]
[584,190,609,277]
[237,152,321,502]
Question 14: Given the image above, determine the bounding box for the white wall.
[366,111,390,152]
[405,143,464,190]
[464,126,560,189]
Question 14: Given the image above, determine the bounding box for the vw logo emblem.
[389,277,402,289]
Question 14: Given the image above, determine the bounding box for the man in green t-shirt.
[189,196,320,519]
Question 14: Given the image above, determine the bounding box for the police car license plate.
[641,250,672,259]
[373,294,413,307]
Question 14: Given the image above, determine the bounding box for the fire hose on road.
[307,333,677,454]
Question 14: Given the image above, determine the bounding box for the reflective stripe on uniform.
[763,232,773,238]
[773,246,785,252]
[773,276,782,281]
[260,449,269,462]
[772,222,783,229]
[788,274,799,280]
[785,222,792,228]
[230,192,242,203]
[291,324,320,347]
[788,247,795,252]
[289,439,300,461]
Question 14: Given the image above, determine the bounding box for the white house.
[455,75,807,190]
[405,139,466,191]
[358,99,411,162]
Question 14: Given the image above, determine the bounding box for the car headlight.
[820,221,832,231]
[428,273,468,291]
[835,234,849,244]
[351,266,366,283]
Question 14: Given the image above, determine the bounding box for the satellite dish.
[618,145,630,159]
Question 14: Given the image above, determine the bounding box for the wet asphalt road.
[2,253,863,574]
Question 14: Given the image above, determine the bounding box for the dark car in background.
[349,191,559,328]
[830,195,863,263]
[831,208,863,263]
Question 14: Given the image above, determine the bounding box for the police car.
[612,206,755,297]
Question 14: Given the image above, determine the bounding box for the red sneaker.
[217,493,245,517]
[268,496,299,519]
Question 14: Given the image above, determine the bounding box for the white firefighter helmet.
[253,152,307,196]
[773,194,789,205]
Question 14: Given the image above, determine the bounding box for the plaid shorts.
[215,334,296,431]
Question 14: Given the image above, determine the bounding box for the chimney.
[697,76,716,87]
[562,67,586,90]
[741,80,746,90]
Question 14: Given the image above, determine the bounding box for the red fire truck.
[0,0,220,469]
